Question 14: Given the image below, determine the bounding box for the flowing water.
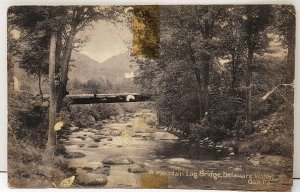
[61,108,291,190]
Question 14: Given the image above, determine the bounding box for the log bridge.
[65,93,153,104]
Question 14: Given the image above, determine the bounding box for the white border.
[1,0,299,189]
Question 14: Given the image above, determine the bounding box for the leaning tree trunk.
[43,32,57,163]
[56,28,76,112]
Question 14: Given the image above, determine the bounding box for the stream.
[60,108,292,190]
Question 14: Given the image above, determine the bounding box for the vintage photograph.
[7,5,295,190]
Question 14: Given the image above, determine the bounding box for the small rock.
[82,167,93,172]
[94,123,103,129]
[110,130,122,136]
[55,144,66,155]
[64,152,85,159]
[228,147,234,152]
[233,167,243,172]
[91,135,105,142]
[107,137,113,141]
[249,159,260,166]
[76,172,108,186]
[76,136,86,140]
[103,120,108,123]
[89,115,97,123]
[102,155,134,165]
[229,152,235,156]
[88,144,99,148]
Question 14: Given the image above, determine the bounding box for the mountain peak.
[69,52,136,84]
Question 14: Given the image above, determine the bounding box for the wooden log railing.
[65,93,153,105]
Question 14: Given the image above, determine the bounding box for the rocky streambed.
[58,109,292,190]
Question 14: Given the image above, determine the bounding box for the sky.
[78,20,132,63]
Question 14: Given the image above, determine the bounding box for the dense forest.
[134,5,294,145]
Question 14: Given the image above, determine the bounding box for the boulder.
[152,132,179,140]
[85,137,94,142]
[128,165,147,173]
[102,155,134,165]
[166,158,191,165]
[76,172,108,186]
[96,165,110,176]
[69,126,80,132]
[64,152,86,159]
[153,159,163,163]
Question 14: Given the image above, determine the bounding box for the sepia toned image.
[7,5,295,191]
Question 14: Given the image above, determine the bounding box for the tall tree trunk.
[203,58,210,116]
[38,72,43,100]
[187,40,204,119]
[245,47,253,131]
[194,70,204,119]
[285,9,295,134]
[231,53,237,91]
[286,12,295,87]
[43,32,57,163]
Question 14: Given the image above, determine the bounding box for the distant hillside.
[69,52,137,85]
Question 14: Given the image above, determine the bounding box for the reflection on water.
[154,140,222,161]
